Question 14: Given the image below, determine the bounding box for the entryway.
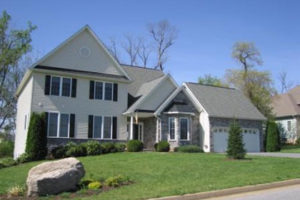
[132,123,144,142]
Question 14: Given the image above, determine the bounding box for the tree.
[148,20,177,71]
[106,37,120,62]
[266,121,281,152]
[25,112,47,160]
[137,38,151,67]
[226,69,275,119]
[0,11,36,131]
[278,71,294,93]
[198,74,228,87]
[226,120,245,159]
[121,34,141,66]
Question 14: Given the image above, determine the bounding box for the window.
[169,117,175,140]
[93,116,102,138]
[24,115,27,130]
[95,82,103,100]
[51,76,60,95]
[104,83,113,100]
[103,116,112,139]
[180,118,188,140]
[59,114,69,137]
[48,113,59,137]
[62,78,71,97]
[287,121,291,131]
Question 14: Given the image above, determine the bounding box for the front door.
[133,123,143,141]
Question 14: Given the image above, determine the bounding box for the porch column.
[130,116,134,140]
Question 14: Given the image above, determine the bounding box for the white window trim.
[49,76,72,97]
[179,117,190,141]
[47,112,70,138]
[168,117,176,141]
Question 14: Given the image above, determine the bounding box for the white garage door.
[213,127,260,153]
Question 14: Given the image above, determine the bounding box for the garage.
[213,127,260,153]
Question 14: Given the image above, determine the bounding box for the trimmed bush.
[227,121,246,159]
[51,146,66,159]
[0,140,14,157]
[176,145,203,153]
[0,157,17,168]
[156,141,170,152]
[88,181,102,190]
[65,143,87,157]
[101,142,116,154]
[25,112,47,161]
[83,141,102,155]
[16,153,31,164]
[266,121,281,152]
[115,143,126,152]
[127,140,143,152]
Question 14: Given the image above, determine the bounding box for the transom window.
[169,117,175,140]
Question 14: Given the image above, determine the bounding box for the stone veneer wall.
[139,117,157,150]
[209,117,264,152]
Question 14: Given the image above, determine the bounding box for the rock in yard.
[26,157,85,197]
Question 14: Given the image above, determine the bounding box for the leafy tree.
[266,121,281,152]
[25,112,47,160]
[226,120,245,159]
[0,10,36,131]
[198,74,228,87]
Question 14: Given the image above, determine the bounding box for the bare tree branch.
[137,38,151,67]
[106,37,120,62]
[121,34,141,66]
[278,71,294,93]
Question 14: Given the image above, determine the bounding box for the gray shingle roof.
[185,82,266,120]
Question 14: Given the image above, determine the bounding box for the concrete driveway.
[247,152,300,158]
[207,184,300,200]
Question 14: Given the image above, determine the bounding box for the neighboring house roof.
[184,82,266,120]
[271,85,300,118]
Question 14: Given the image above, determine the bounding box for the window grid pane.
[93,116,102,138]
[59,114,69,137]
[103,117,112,139]
[169,118,175,140]
[51,77,60,96]
[48,113,58,137]
[104,83,112,100]
[62,78,71,97]
[180,118,188,140]
[95,82,103,100]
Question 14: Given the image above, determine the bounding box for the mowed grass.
[1,153,300,200]
[281,144,300,153]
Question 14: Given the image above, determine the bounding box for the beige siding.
[14,77,33,158]
[139,78,176,111]
[40,29,123,76]
[31,72,128,139]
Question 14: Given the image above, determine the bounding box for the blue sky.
[2,0,300,90]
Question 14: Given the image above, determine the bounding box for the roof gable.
[33,25,130,80]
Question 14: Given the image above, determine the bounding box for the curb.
[148,179,300,200]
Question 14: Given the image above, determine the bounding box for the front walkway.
[248,152,300,158]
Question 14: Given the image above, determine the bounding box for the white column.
[130,116,134,140]
[156,118,159,143]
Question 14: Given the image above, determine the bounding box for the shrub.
[227,121,246,159]
[88,181,102,190]
[127,140,143,152]
[83,141,102,155]
[176,145,203,153]
[155,141,170,152]
[101,142,116,154]
[0,157,16,168]
[51,146,66,159]
[16,153,32,164]
[105,175,127,187]
[65,144,87,157]
[80,178,94,188]
[115,143,126,152]
[266,121,281,152]
[25,112,47,161]
[0,140,14,157]
[296,138,300,145]
[154,143,158,151]
[7,185,25,197]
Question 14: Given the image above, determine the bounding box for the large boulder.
[26,157,85,197]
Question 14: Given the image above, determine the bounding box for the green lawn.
[281,144,300,153]
[1,153,300,200]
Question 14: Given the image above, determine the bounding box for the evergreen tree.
[227,121,246,159]
[266,121,281,152]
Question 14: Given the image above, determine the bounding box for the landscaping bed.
[1,152,300,200]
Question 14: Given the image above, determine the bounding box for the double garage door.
[213,127,260,153]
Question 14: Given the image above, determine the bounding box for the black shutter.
[70,114,75,138]
[44,112,49,136]
[88,115,94,138]
[44,75,51,95]
[112,116,117,139]
[89,81,95,99]
[71,79,77,98]
[113,83,118,102]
